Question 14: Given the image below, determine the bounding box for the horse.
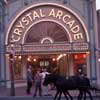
[43,74,93,100]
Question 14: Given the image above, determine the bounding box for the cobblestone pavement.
[0,86,100,100]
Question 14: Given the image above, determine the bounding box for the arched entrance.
[13,21,71,79]
[5,3,89,82]
[23,21,70,77]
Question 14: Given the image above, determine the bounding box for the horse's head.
[43,74,56,86]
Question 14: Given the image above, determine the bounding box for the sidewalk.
[0,86,31,96]
[0,85,100,100]
[0,85,80,97]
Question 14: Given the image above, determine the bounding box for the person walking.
[33,69,42,97]
[26,65,33,94]
[41,68,51,96]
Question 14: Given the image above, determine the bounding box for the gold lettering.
[39,9,45,17]
[74,33,83,40]
[33,11,40,19]
[49,9,55,17]
[22,16,30,25]
[9,7,85,44]
[13,28,22,36]
[26,13,33,21]
[63,14,71,23]
[10,35,21,42]
[71,25,80,33]
[66,20,75,28]
[16,21,24,29]
[56,10,63,19]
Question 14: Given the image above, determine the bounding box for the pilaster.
[88,0,97,83]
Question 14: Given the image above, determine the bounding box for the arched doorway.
[12,21,88,79]
[13,21,71,79]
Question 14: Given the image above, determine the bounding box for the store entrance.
[14,53,88,79]
[26,54,63,76]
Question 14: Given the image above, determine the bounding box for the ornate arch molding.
[5,3,89,44]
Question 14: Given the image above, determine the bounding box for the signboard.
[6,3,89,44]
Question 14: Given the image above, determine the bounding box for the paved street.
[0,96,100,100]
[0,86,100,100]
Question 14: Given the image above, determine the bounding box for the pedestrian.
[41,68,51,96]
[26,65,33,94]
[33,69,42,97]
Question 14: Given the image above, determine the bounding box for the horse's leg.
[54,91,59,100]
[83,90,86,100]
[58,92,62,100]
[86,89,93,100]
[66,91,73,100]
[63,91,69,100]
[78,90,81,100]
[78,90,83,100]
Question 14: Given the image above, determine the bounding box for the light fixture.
[98,58,100,62]
[18,56,22,60]
[14,56,17,59]
[83,54,86,58]
[33,58,36,62]
[74,55,78,59]
[52,58,56,61]
[57,54,66,61]
[27,58,31,62]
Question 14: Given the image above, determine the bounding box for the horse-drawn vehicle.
[43,74,99,100]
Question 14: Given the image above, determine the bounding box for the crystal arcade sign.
[6,3,89,44]
[6,3,89,52]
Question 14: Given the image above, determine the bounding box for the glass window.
[40,61,44,67]
[45,61,49,66]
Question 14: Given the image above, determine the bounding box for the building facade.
[97,10,100,49]
[0,0,99,87]
[97,9,100,84]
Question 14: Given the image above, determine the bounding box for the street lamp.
[9,43,15,96]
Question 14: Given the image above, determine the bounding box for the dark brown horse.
[43,74,93,100]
